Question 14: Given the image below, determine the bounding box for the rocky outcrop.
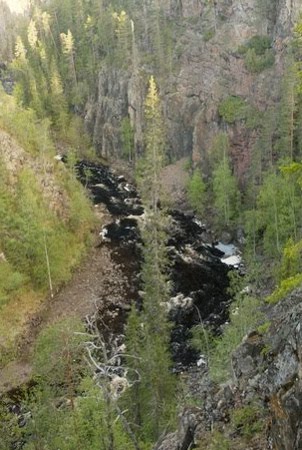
[155,287,302,450]
[85,0,302,181]
[233,289,302,450]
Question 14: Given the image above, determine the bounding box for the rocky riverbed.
[76,160,234,369]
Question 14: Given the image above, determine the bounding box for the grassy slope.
[0,88,96,365]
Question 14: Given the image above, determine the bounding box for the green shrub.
[0,88,55,156]
[218,96,262,128]
[218,96,247,123]
[209,280,263,382]
[267,273,302,304]
[0,262,26,308]
[231,404,264,439]
[257,321,271,335]
[244,48,275,73]
[209,431,230,450]
[244,35,272,55]
[197,430,231,450]
[0,168,93,290]
[279,238,302,280]
[266,238,302,304]
[237,36,275,73]
[187,170,206,216]
[33,318,86,388]
[203,29,215,42]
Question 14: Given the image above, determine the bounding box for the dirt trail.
[0,207,132,393]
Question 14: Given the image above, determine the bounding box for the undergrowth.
[0,89,96,365]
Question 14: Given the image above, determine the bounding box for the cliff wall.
[85,0,301,180]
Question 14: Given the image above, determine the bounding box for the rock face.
[85,0,301,181]
[0,1,15,62]
[156,288,302,450]
[232,289,302,450]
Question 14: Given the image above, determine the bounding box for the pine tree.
[211,133,240,228]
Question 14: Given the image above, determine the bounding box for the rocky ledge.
[155,288,302,450]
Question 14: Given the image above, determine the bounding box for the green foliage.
[0,397,22,450]
[33,318,86,389]
[18,316,134,450]
[196,403,266,449]
[257,321,271,335]
[209,282,262,383]
[23,377,134,450]
[209,131,229,167]
[10,0,178,132]
[0,88,55,156]
[0,167,90,290]
[0,91,94,321]
[121,116,134,161]
[238,35,272,56]
[274,64,299,161]
[212,155,240,228]
[191,269,263,385]
[231,403,264,439]
[218,96,247,124]
[244,48,275,73]
[0,261,26,308]
[209,133,240,229]
[187,169,206,216]
[218,96,261,128]
[279,238,302,280]
[267,273,302,304]
[183,158,193,172]
[208,431,231,450]
[197,430,231,450]
[0,1,16,62]
[138,76,167,208]
[238,36,275,73]
[247,170,300,257]
[189,323,214,357]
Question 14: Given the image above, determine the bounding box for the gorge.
[2,0,302,449]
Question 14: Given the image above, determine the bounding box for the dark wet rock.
[75,160,232,369]
[76,160,143,216]
[101,219,140,245]
[154,407,203,450]
[0,63,14,94]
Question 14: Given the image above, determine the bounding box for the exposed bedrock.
[84,0,301,182]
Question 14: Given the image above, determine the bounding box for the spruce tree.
[125,76,176,443]
[211,133,240,228]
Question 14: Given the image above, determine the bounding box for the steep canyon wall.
[85,0,301,181]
